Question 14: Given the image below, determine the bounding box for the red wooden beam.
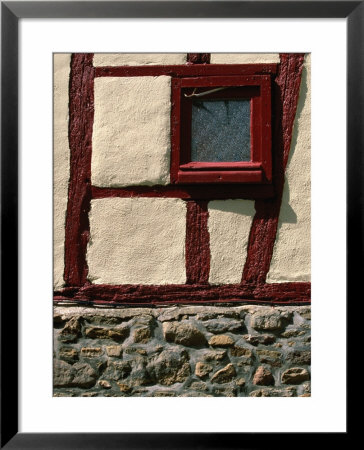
[185,201,210,284]
[94,64,278,78]
[242,53,305,284]
[184,54,211,285]
[63,54,94,287]
[54,282,310,304]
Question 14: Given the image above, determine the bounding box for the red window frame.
[171,75,272,184]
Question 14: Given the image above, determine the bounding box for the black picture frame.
[1,1,357,448]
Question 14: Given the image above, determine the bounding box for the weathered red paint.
[171,75,272,185]
[179,75,269,87]
[91,184,275,200]
[54,282,310,304]
[185,201,210,284]
[242,53,305,284]
[63,53,94,287]
[95,64,278,78]
[176,170,263,183]
[180,162,263,170]
[187,53,211,64]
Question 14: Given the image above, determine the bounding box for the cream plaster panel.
[93,53,187,66]
[208,200,255,284]
[92,76,171,187]
[267,54,311,283]
[210,53,280,64]
[87,198,186,284]
[53,54,71,290]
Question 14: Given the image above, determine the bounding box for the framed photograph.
[1,1,357,448]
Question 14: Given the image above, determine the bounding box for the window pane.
[191,99,251,162]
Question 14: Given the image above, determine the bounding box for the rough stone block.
[80,347,103,358]
[195,362,213,378]
[236,378,246,387]
[251,309,293,331]
[281,329,306,338]
[213,384,238,397]
[54,360,97,388]
[208,335,235,348]
[286,350,311,365]
[157,306,240,322]
[59,347,79,363]
[147,347,190,386]
[202,350,227,362]
[129,366,154,387]
[243,334,276,346]
[163,321,206,347]
[252,366,275,386]
[133,326,152,344]
[189,381,209,392]
[59,317,82,343]
[202,318,243,334]
[249,387,296,397]
[84,325,129,342]
[230,344,253,358]
[103,360,132,381]
[105,345,123,358]
[211,363,236,384]
[281,367,310,384]
[98,380,112,389]
[256,349,282,367]
[117,382,132,393]
[124,347,148,356]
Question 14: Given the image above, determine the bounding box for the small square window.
[171,75,272,184]
[191,98,251,162]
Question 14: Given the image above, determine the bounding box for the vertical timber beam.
[64,54,94,287]
[242,53,305,284]
[184,53,211,284]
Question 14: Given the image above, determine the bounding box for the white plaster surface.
[53,54,71,289]
[87,198,187,284]
[93,53,187,66]
[267,54,311,283]
[210,53,280,64]
[208,200,255,284]
[92,76,171,187]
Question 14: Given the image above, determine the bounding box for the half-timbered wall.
[54,52,310,304]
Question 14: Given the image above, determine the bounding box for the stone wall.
[54,305,311,397]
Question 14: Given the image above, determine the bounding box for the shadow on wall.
[208,188,298,223]
[276,58,309,232]
[208,199,255,215]
[279,186,298,224]
[287,60,308,172]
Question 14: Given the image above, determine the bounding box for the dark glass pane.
[191,99,251,162]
